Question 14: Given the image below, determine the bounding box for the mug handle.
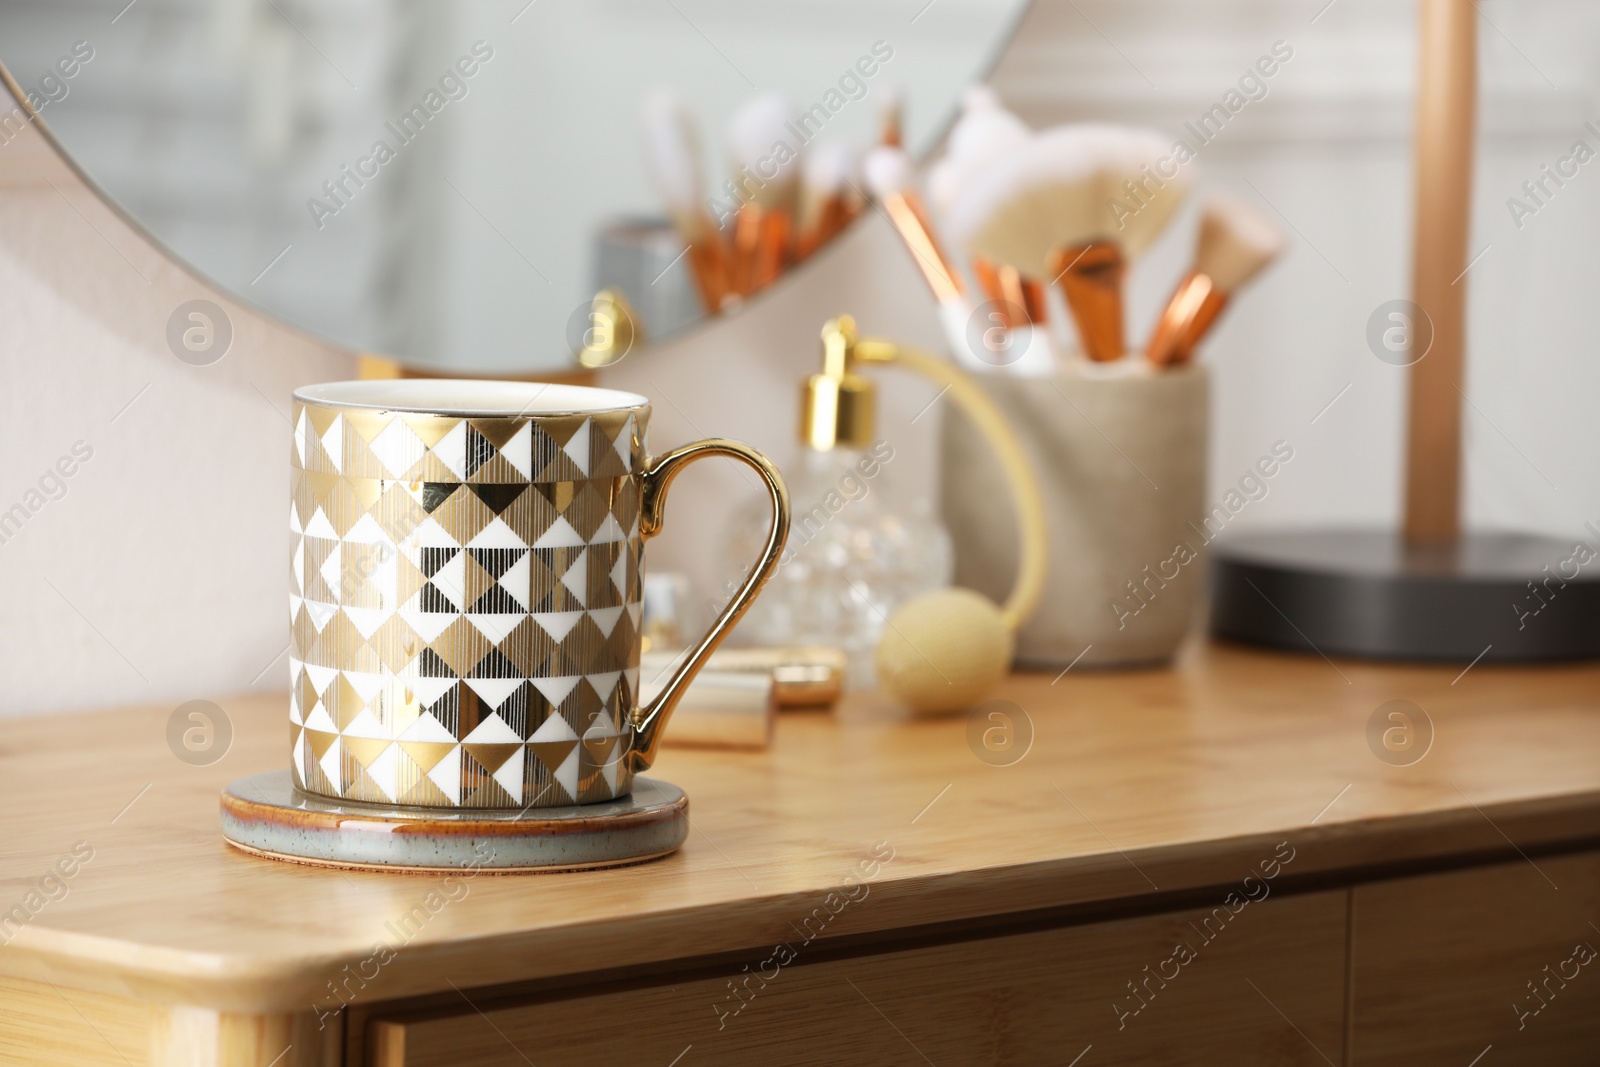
[627,438,789,772]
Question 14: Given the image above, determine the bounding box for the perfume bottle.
[723,326,952,686]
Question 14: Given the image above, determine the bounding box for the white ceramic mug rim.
[294,379,650,418]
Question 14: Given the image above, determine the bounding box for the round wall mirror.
[0,0,1030,372]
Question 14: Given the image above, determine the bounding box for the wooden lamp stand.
[1209,0,1600,663]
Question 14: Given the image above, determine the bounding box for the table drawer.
[1351,849,1600,1065]
[370,888,1347,1066]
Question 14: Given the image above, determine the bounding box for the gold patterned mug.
[288,380,788,809]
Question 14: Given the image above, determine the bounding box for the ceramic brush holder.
[939,362,1209,668]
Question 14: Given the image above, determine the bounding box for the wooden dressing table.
[2,641,1598,1065]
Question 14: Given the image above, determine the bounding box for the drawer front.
[370,889,1347,1066]
[0,976,151,1067]
[1352,850,1600,1065]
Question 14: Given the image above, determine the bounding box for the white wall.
[990,0,1600,543]
[0,119,358,717]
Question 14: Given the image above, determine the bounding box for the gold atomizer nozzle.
[800,315,875,450]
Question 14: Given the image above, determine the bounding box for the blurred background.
[2,0,1598,712]
[0,0,1025,365]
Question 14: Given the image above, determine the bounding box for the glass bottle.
[722,436,952,688]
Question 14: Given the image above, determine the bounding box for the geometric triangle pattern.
[289,399,649,809]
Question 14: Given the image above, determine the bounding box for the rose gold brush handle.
[971,256,1017,327]
[729,204,765,296]
[999,266,1047,326]
[973,257,1048,330]
[797,196,861,262]
[749,211,792,293]
[1145,271,1229,367]
[882,191,964,305]
[797,195,843,261]
[665,209,735,315]
[827,197,861,243]
[685,229,735,313]
[1049,242,1125,362]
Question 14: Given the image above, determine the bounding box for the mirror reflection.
[0,0,1029,371]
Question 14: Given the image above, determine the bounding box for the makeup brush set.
[873,87,1285,375]
[900,88,1291,668]
[639,86,903,319]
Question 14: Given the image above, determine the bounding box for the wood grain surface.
[1352,852,1600,1064]
[1,642,1598,1018]
[372,890,1350,1066]
[0,975,152,1066]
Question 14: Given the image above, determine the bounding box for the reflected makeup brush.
[640,88,732,314]
[726,93,802,295]
[946,124,1190,363]
[878,83,904,148]
[796,141,858,261]
[1146,193,1286,366]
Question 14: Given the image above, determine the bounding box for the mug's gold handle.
[627,438,789,773]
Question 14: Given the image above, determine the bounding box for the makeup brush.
[1146,193,1286,366]
[926,86,1032,221]
[863,145,989,370]
[640,88,733,314]
[726,92,802,295]
[971,257,1047,328]
[971,256,1015,327]
[946,124,1190,362]
[970,256,1057,375]
[878,82,904,148]
[925,89,1056,374]
[796,141,859,261]
[1050,242,1126,363]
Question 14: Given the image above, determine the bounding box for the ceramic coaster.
[220,770,688,873]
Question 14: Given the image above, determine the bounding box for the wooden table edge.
[9,788,1600,1014]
